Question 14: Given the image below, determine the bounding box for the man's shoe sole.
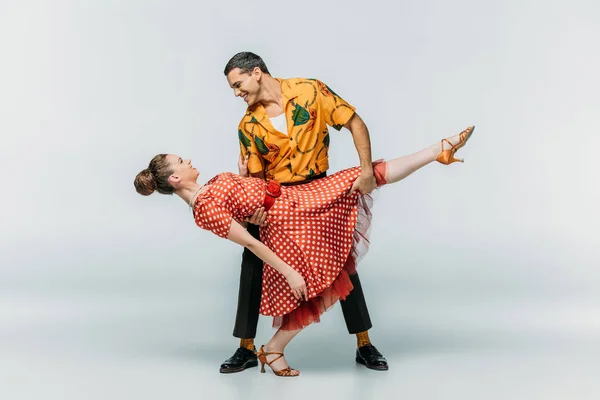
[219,359,258,373]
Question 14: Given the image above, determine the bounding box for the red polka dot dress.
[193,162,387,330]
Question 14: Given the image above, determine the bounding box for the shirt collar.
[247,78,301,122]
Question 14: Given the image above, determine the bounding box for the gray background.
[1,0,599,399]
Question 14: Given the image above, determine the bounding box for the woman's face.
[166,154,199,187]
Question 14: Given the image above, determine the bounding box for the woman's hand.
[285,269,308,301]
[238,153,249,177]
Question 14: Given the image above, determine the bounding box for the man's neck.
[257,76,284,117]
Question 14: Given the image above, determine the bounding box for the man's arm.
[345,113,374,175]
[237,149,267,226]
[250,171,265,180]
[345,113,377,195]
[238,123,265,175]
[245,169,267,225]
[238,121,268,224]
[313,79,376,195]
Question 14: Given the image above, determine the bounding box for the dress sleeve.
[315,79,356,131]
[193,201,233,239]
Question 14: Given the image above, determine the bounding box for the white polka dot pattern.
[193,173,264,238]
[193,167,363,317]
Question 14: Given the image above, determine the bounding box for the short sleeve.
[194,201,233,239]
[238,121,265,174]
[315,79,356,131]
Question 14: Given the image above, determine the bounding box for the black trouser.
[232,222,373,338]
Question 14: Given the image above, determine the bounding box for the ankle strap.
[258,346,285,366]
[266,352,284,366]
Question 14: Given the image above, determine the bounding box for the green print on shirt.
[291,103,310,126]
[238,130,252,148]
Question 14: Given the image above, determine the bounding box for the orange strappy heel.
[256,345,300,377]
[436,125,475,165]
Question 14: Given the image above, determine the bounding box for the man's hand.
[238,153,249,177]
[349,171,377,195]
[244,207,268,226]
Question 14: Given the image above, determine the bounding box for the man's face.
[226,67,261,106]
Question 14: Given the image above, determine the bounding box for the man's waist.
[280,171,327,186]
[265,158,329,186]
[261,172,326,212]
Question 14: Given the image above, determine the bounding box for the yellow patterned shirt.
[237,78,356,183]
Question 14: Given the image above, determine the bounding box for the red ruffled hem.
[273,255,356,330]
[272,160,387,331]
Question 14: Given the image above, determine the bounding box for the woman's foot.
[436,125,475,164]
[257,345,300,377]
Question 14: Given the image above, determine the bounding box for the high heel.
[436,125,475,165]
[256,345,300,377]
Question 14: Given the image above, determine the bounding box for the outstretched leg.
[384,126,474,184]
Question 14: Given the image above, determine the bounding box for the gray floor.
[2,278,599,400]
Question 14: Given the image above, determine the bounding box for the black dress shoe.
[219,347,258,373]
[356,344,389,371]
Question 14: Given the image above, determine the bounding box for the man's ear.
[252,67,262,81]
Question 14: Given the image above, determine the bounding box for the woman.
[134,126,474,376]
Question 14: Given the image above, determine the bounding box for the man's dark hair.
[223,52,270,76]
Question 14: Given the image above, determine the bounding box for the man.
[219,51,388,373]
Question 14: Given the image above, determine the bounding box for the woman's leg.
[384,126,474,185]
[260,327,304,375]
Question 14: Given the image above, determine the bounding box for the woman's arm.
[227,219,307,300]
